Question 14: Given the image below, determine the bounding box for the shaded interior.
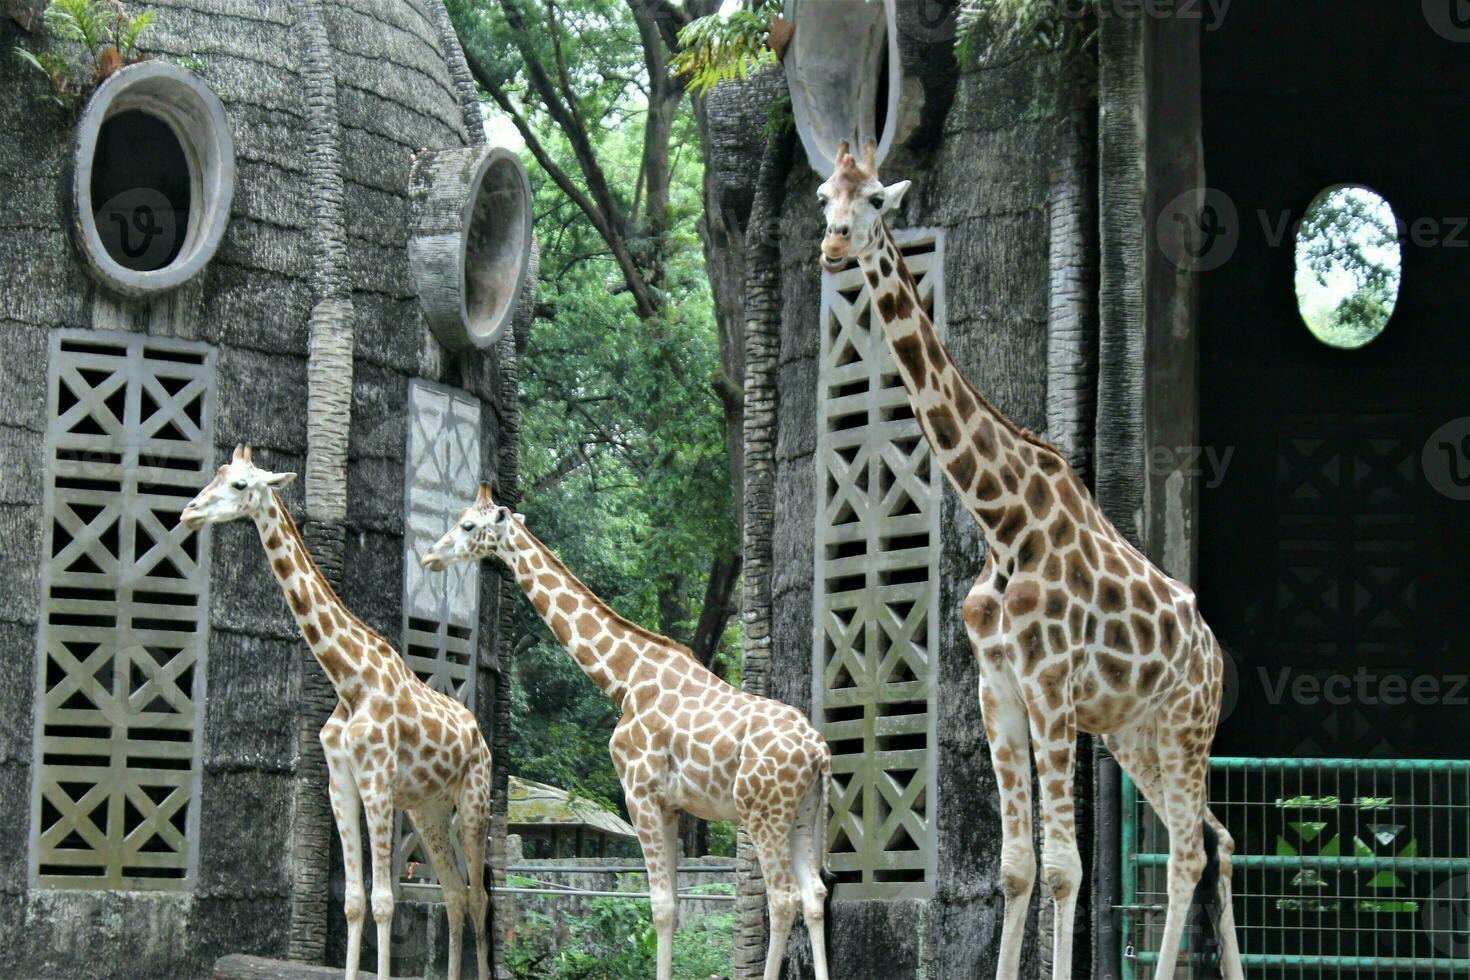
[464,157,527,341]
[91,109,191,272]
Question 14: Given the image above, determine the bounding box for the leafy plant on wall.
[13,0,155,108]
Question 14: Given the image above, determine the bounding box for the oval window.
[73,62,235,297]
[1293,185,1402,350]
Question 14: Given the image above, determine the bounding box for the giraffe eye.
[869,195,885,209]
[232,480,247,491]
[461,521,475,532]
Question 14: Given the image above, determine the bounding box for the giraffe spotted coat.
[183,446,492,980]
[423,483,833,980]
[818,142,1243,980]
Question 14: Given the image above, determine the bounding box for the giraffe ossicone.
[423,484,833,980]
[182,445,493,980]
[818,141,1244,980]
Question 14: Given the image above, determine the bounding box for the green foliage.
[452,0,743,827]
[955,0,1096,65]
[1294,186,1401,350]
[506,894,734,980]
[14,0,157,107]
[670,9,775,95]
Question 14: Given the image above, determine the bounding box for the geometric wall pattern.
[30,330,216,891]
[396,379,482,883]
[814,231,945,899]
[1274,410,1417,757]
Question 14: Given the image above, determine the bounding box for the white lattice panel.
[397,379,481,883]
[813,231,944,900]
[31,330,215,891]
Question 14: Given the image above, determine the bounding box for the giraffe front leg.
[964,574,1033,980]
[322,719,365,980]
[358,774,398,980]
[625,794,679,980]
[1021,685,1081,980]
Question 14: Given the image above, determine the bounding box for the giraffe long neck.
[253,490,376,703]
[503,524,696,704]
[860,225,1080,564]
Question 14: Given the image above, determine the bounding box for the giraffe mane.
[271,490,393,650]
[519,525,702,665]
[880,227,1071,462]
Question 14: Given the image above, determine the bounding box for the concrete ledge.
[212,954,422,980]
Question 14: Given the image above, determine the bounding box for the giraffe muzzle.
[179,507,206,531]
[420,551,448,572]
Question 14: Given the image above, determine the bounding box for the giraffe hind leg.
[457,752,493,980]
[409,802,466,980]
[789,763,830,980]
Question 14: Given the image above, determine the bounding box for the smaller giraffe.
[182,445,493,980]
[422,484,833,980]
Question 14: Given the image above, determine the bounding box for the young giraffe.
[181,445,492,980]
[817,142,1244,980]
[421,483,832,980]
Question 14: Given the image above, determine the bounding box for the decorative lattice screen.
[30,330,216,891]
[814,231,944,899]
[396,379,482,883]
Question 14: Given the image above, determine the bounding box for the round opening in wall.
[72,61,235,297]
[408,145,534,351]
[465,153,531,346]
[91,110,191,272]
[783,0,901,177]
[1294,185,1402,350]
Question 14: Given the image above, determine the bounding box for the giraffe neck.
[252,490,379,703]
[503,524,703,704]
[859,225,1077,563]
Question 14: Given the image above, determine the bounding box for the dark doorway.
[1199,1,1470,763]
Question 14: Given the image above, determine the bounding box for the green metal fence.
[1121,758,1470,978]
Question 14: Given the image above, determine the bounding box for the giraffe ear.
[513,513,525,524]
[879,179,911,215]
[263,470,296,489]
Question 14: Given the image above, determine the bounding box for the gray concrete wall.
[0,3,511,977]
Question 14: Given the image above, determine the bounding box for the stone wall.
[0,3,516,977]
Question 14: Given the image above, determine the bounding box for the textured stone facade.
[0,3,523,977]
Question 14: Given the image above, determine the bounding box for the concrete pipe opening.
[71,61,235,297]
[409,145,533,351]
[784,0,900,177]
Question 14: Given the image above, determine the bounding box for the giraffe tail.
[1191,818,1224,980]
[817,752,835,916]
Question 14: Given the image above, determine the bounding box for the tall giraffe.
[181,446,492,980]
[817,142,1244,980]
[421,484,832,980]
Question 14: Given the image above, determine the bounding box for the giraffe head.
[420,482,524,571]
[180,444,297,530]
[817,139,911,272]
